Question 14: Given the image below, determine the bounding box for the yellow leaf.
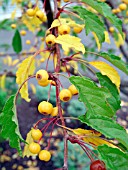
[115,33,125,47]
[73,128,101,136]
[50,18,67,29]
[12,59,19,66]
[30,83,36,94]
[73,128,118,148]
[11,9,16,20]
[7,56,12,66]
[0,74,6,90]
[92,32,101,51]
[16,56,35,102]
[55,35,85,54]
[83,137,118,148]
[89,61,120,91]
[23,129,37,158]
[104,31,110,44]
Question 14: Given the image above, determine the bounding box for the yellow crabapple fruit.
[27,8,35,17]
[11,24,17,29]
[36,69,49,82]
[63,0,70,2]
[119,3,127,10]
[45,34,56,46]
[31,129,42,140]
[20,30,26,36]
[38,101,53,114]
[51,107,64,116]
[73,26,83,34]
[59,89,72,102]
[26,40,31,45]
[49,80,56,86]
[58,24,70,35]
[39,150,51,161]
[29,142,41,154]
[68,84,78,95]
[109,27,115,33]
[38,80,50,87]
[36,10,44,21]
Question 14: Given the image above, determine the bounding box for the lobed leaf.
[55,35,85,54]
[12,30,22,54]
[99,52,128,75]
[96,73,121,112]
[98,145,128,170]
[0,95,24,155]
[16,56,35,102]
[73,6,105,45]
[82,0,123,36]
[89,61,120,91]
[69,76,115,118]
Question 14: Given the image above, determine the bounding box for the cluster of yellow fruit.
[36,69,78,115]
[112,1,128,14]
[29,129,51,161]
[45,24,84,46]
[27,8,47,22]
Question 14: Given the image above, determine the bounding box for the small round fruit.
[119,3,127,10]
[58,25,70,35]
[20,30,26,36]
[68,84,78,95]
[73,26,83,34]
[38,80,49,87]
[27,8,35,17]
[31,129,42,140]
[36,69,49,82]
[59,89,72,102]
[36,10,44,21]
[63,0,70,2]
[109,27,115,33]
[45,34,56,46]
[39,150,51,161]
[26,40,31,45]
[49,80,56,86]
[29,142,41,154]
[38,101,53,114]
[90,160,106,170]
[51,107,64,116]
[122,0,128,5]
[11,24,17,29]
[43,15,47,22]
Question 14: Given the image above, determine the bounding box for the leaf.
[114,33,125,47]
[69,76,128,149]
[73,128,118,148]
[55,35,85,54]
[0,95,23,155]
[69,76,115,118]
[97,73,121,112]
[79,115,128,149]
[92,32,101,51]
[99,52,128,75]
[0,74,6,89]
[12,30,22,54]
[98,145,128,170]
[104,31,110,44]
[23,129,37,158]
[89,61,120,91]
[16,56,35,102]
[73,6,105,45]
[82,0,123,36]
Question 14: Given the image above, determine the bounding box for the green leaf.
[69,76,115,118]
[0,95,23,156]
[96,73,121,112]
[12,30,22,54]
[82,0,123,36]
[36,29,45,37]
[79,115,128,149]
[73,6,105,44]
[98,145,128,170]
[99,52,128,75]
